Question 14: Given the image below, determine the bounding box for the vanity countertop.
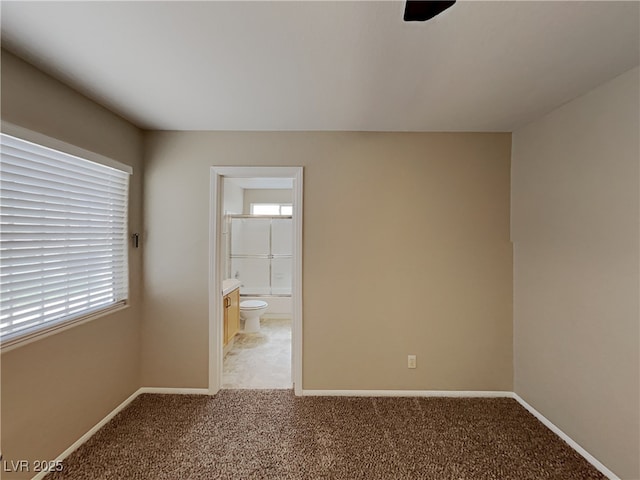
[222,279,242,296]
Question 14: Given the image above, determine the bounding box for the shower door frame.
[208,166,303,395]
[227,214,293,297]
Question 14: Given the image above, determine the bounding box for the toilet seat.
[240,300,268,311]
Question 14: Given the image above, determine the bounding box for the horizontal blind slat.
[0,185,128,212]
[2,266,127,294]
[2,272,118,300]
[1,257,126,277]
[1,161,128,197]
[1,149,129,187]
[1,213,127,228]
[1,244,119,258]
[1,223,127,234]
[0,197,127,217]
[2,284,119,317]
[1,132,129,343]
[0,301,127,341]
[1,137,130,177]
[1,171,128,204]
[3,292,118,325]
[1,252,127,271]
[0,232,127,241]
[1,239,116,250]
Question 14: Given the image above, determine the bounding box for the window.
[0,131,131,347]
[250,203,293,216]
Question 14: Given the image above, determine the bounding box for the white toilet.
[239,300,268,333]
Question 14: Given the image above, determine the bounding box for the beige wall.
[222,180,244,278]
[223,179,244,215]
[142,131,513,391]
[0,50,144,478]
[512,66,639,479]
[243,188,293,214]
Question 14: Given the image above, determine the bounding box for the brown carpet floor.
[46,390,606,480]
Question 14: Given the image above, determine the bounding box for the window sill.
[0,303,129,354]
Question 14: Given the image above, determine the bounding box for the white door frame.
[208,166,303,395]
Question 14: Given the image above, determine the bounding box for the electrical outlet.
[407,354,417,369]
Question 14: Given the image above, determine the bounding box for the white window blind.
[0,132,130,345]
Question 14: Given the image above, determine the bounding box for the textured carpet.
[45,390,606,480]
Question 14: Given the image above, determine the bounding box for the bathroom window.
[0,130,132,348]
[250,203,293,216]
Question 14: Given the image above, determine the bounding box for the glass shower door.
[229,216,292,296]
[230,218,271,295]
[271,218,292,295]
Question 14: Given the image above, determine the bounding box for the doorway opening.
[209,167,303,395]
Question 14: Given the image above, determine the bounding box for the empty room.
[0,1,638,479]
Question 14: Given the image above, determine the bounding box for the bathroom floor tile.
[222,316,292,389]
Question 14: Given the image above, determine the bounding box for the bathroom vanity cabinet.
[223,287,240,346]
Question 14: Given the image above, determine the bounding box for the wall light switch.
[408,354,417,369]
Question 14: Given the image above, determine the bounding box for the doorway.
[208,167,303,395]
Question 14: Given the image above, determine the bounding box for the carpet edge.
[512,393,620,480]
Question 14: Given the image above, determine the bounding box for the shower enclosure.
[227,216,292,296]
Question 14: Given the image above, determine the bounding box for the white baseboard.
[30,387,210,480]
[301,389,512,398]
[512,393,620,480]
[138,387,210,395]
[30,389,140,480]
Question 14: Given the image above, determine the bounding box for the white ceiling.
[1,1,638,132]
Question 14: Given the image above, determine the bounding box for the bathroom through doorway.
[208,167,303,395]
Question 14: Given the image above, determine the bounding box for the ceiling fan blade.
[404,1,456,22]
